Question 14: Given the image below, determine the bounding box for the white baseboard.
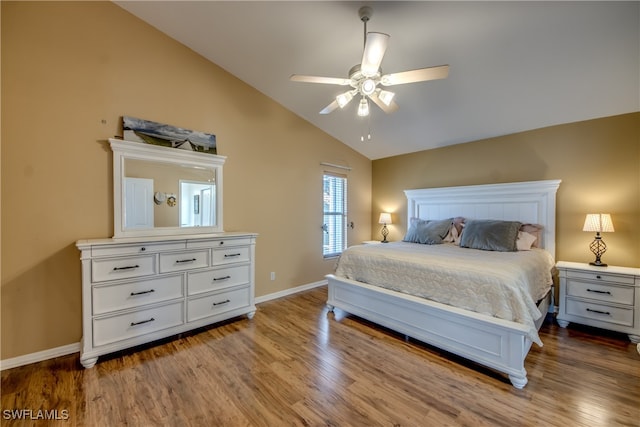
[255,279,327,304]
[0,342,80,371]
[1,280,328,371]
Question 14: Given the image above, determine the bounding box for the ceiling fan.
[290,6,449,118]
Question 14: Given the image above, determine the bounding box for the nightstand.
[556,261,640,342]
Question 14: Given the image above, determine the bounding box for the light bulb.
[360,78,376,96]
[336,91,354,108]
[357,98,369,117]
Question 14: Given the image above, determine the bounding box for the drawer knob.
[596,275,601,279]
[140,247,146,252]
[213,299,231,306]
[130,318,155,326]
[587,288,611,295]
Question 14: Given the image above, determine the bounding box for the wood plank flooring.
[2,286,639,426]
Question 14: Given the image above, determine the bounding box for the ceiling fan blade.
[380,65,449,86]
[369,92,399,114]
[361,32,390,77]
[290,74,351,86]
[319,100,340,115]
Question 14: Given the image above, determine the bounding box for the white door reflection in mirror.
[180,180,216,227]
[124,177,154,229]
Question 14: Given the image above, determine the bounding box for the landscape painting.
[123,116,217,155]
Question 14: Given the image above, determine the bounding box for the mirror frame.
[110,138,226,239]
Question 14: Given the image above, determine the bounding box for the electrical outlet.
[270,272,276,281]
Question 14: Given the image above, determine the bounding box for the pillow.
[520,224,543,248]
[516,231,538,251]
[403,218,452,245]
[443,221,463,245]
[459,219,522,252]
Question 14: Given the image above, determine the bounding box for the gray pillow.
[403,218,452,245]
[459,219,522,252]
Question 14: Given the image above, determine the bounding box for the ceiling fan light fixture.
[378,90,395,106]
[360,78,377,96]
[357,97,370,117]
[336,91,354,108]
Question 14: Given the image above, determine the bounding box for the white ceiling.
[114,1,639,160]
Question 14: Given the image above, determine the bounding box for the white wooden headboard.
[404,180,561,258]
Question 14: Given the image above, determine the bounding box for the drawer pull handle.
[176,258,197,263]
[587,288,612,295]
[213,299,231,306]
[113,265,139,271]
[213,276,231,281]
[224,253,241,258]
[586,308,610,316]
[140,247,146,252]
[130,318,155,326]
[596,275,602,279]
[130,289,155,296]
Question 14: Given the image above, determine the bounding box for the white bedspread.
[334,242,555,345]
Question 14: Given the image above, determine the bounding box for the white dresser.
[556,261,640,342]
[77,232,257,368]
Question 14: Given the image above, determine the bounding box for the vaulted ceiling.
[115,1,639,160]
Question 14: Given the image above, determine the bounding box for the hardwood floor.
[2,286,639,426]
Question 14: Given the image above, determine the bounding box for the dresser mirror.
[110,138,225,238]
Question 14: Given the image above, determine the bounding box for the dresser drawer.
[187,265,250,296]
[188,238,252,249]
[93,301,184,347]
[187,286,251,322]
[212,246,250,265]
[565,298,634,327]
[91,241,186,257]
[92,255,156,283]
[566,280,634,306]
[92,275,184,315]
[159,250,209,273]
[565,270,635,285]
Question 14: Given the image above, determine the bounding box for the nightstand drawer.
[565,299,634,327]
[566,280,634,305]
[565,270,635,285]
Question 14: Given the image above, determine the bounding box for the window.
[322,173,347,258]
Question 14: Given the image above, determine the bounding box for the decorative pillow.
[516,231,538,251]
[520,224,543,248]
[403,218,452,245]
[443,221,463,245]
[459,219,522,252]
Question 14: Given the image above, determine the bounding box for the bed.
[326,179,561,388]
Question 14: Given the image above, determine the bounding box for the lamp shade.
[583,214,615,233]
[378,213,392,225]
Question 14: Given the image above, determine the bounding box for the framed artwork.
[122,116,216,155]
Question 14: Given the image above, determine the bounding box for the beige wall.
[1,2,371,360]
[372,113,640,269]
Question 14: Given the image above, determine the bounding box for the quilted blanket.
[334,242,555,345]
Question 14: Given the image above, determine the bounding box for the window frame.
[322,172,348,258]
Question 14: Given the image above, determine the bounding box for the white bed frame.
[327,179,561,388]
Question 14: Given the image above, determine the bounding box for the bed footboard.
[326,274,546,389]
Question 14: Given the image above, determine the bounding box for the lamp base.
[589,261,608,267]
